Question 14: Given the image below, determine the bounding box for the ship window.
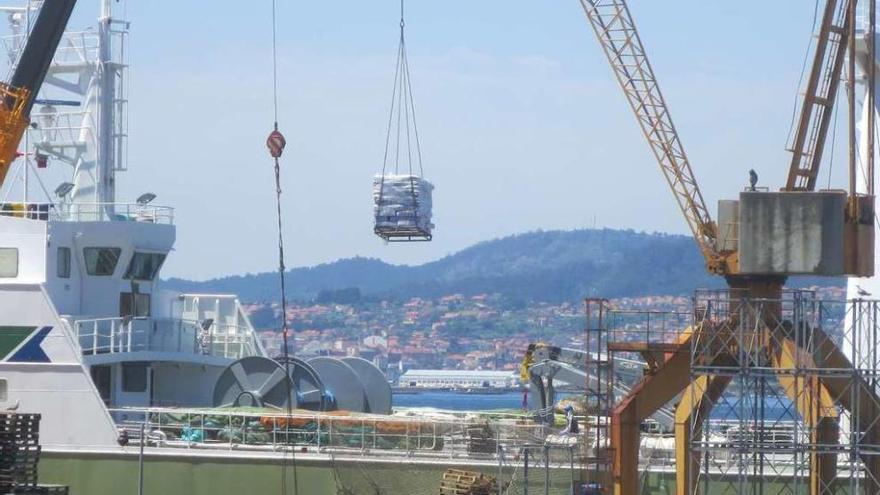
[122,363,147,393]
[123,252,166,281]
[57,247,71,279]
[0,379,6,401]
[120,293,151,318]
[83,247,121,276]
[0,248,18,278]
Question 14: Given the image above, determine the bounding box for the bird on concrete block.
[749,169,758,191]
[5,399,20,412]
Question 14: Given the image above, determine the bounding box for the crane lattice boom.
[786,0,852,191]
[579,0,726,273]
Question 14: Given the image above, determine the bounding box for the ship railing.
[74,317,260,360]
[3,29,100,70]
[0,202,174,225]
[54,203,174,224]
[176,294,267,358]
[31,110,92,148]
[108,407,592,463]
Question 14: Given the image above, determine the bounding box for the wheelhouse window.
[83,247,121,276]
[57,247,71,279]
[122,363,148,393]
[123,252,166,281]
[0,248,18,278]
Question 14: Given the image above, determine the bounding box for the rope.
[266,1,296,493]
[271,0,279,124]
[377,0,425,221]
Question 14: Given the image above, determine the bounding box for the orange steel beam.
[808,326,880,494]
[773,337,839,495]
[674,374,731,495]
[611,336,692,495]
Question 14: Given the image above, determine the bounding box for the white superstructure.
[0,0,266,449]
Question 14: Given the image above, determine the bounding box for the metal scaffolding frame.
[594,291,880,494]
[584,298,613,488]
[687,290,880,494]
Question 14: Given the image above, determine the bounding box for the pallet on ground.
[439,468,500,495]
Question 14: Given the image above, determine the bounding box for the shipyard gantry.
[554,0,880,493]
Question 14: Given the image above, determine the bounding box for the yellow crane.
[578,1,878,494]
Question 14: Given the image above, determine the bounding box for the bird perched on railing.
[749,169,758,191]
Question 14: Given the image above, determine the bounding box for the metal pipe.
[138,422,145,495]
[869,0,877,195]
[544,444,550,495]
[851,0,859,198]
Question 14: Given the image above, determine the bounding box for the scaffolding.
[590,290,880,494]
[684,289,880,494]
[584,298,613,488]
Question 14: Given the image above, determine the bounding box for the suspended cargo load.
[373,174,433,241]
[373,2,434,243]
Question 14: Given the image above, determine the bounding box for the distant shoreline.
[392,386,525,394]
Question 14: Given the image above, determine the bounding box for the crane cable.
[264,0,297,493]
[378,0,425,219]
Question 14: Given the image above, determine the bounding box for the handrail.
[108,406,577,463]
[0,202,174,225]
[73,316,259,359]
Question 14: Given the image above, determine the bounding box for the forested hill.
[163,229,838,304]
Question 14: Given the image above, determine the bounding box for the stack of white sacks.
[373,174,434,235]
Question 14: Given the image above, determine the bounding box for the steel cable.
[267,0,297,493]
[378,0,425,227]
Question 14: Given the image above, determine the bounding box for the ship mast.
[96,0,115,209]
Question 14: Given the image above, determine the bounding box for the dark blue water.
[393,391,524,411]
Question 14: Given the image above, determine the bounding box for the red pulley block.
[266,129,286,159]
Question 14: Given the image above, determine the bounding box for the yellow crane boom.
[786,0,853,191]
[578,0,732,274]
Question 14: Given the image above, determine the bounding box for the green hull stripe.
[0,327,36,360]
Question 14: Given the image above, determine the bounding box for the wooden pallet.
[439,469,498,495]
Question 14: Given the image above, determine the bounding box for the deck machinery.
[577,0,879,494]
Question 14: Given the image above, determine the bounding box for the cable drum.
[212,356,293,410]
[341,356,393,415]
[274,356,328,412]
[374,0,434,243]
[307,357,367,413]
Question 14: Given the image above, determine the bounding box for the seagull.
[857,285,872,298]
[749,169,758,191]
[5,399,19,412]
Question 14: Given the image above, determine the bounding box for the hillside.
[162,229,839,304]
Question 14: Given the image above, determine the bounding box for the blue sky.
[15,1,844,279]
